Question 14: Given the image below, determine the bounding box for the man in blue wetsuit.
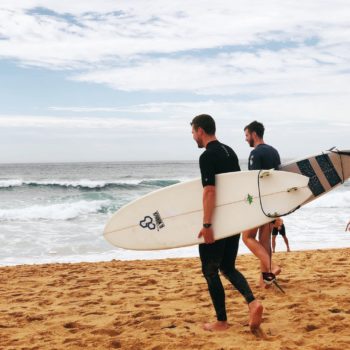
[242,121,282,287]
[191,114,263,332]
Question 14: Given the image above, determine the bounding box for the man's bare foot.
[248,300,263,331]
[202,321,229,331]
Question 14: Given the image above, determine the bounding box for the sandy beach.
[1,248,350,350]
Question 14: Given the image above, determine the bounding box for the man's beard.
[196,140,204,148]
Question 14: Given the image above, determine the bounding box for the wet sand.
[1,248,350,350]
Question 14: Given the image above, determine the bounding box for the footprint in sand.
[138,279,158,287]
[91,329,120,337]
[26,315,45,322]
[110,340,122,348]
[305,324,319,332]
[63,321,89,331]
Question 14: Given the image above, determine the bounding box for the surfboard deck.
[104,170,311,250]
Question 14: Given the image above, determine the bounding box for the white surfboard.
[103,170,312,250]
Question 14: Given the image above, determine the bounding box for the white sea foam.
[0,178,186,189]
[305,190,350,208]
[0,179,24,188]
[33,179,140,187]
[0,200,111,221]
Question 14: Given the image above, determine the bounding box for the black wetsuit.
[272,224,286,236]
[248,144,281,171]
[199,140,255,322]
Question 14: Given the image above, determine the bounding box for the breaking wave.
[0,179,180,190]
[0,200,113,221]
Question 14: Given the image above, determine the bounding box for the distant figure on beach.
[346,221,350,231]
[272,218,290,253]
[191,114,263,332]
[242,121,282,288]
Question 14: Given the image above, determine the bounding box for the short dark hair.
[190,114,216,135]
[244,121,265,138]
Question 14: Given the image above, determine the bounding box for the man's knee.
[219,266,235,280]
[242,228,258,243]
[202,261,220,280]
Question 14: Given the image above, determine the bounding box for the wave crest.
[0,200,113,221]
[0,179,180,190]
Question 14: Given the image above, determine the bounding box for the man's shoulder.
[266,144,279,153]
[199,149,215,163]
[249,147,261,159]
[255,144,279,155]
[220,142,235,153]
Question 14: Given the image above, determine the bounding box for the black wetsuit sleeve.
[272,227,278,235]
[248,151,262,170]
[199,152,216,187]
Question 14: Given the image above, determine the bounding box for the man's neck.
[254,139,264,148]
[204,136,217,148]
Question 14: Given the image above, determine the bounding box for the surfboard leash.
[272,280,286,294]
[268,227,285,294]
[257,170,301,219]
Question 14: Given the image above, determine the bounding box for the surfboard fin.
[266,212,280,218]
[259,169,274,178]
[287,186,298,192]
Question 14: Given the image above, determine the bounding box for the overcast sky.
[0,1,349,163]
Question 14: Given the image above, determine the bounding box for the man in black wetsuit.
[242,120,282,287]
[191,114,263,332]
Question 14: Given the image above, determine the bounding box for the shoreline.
[2,243,350,267]
[1,248,350,349]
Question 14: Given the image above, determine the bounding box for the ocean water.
[0,161,349,266]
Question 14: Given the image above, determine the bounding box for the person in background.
[346,221,350,231]
[272,218,290,253]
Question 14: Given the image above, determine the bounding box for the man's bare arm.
[198,185,216,244]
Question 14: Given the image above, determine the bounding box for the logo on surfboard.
[139,216,156,230]
[246,194,254,205]
[139,211,165,231]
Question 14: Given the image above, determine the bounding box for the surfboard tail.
[338,150,350,182]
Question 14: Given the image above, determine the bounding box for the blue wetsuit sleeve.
[199,152,216,187]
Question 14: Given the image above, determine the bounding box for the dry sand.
[1,248,350,350]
